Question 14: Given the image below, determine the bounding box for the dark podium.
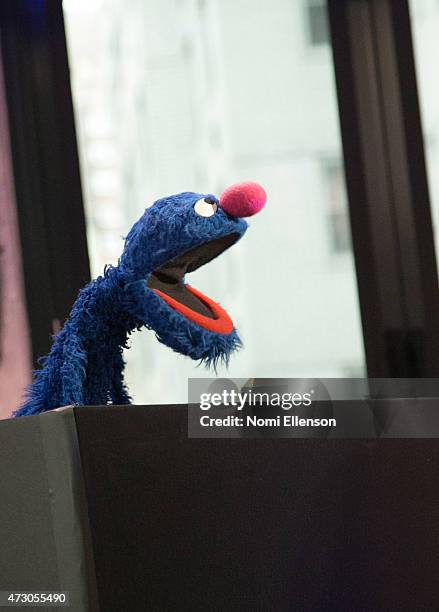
[1,404,439,611]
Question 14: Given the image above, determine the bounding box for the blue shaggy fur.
[14,192,247,416]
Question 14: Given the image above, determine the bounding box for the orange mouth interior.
[152,285,233,334]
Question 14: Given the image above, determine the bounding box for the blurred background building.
[62,0,365,405]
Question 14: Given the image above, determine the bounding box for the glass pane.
[410,0,439,267]
[63,0,365,404]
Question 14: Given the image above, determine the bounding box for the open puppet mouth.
[147,232,240,334]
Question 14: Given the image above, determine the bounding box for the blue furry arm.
[13,327,88,417]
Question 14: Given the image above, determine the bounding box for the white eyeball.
[194,198,218,217]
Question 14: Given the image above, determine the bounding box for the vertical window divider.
[0,0,90,365]
[328,0,439,376]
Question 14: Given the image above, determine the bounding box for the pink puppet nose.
[219,182,267,218]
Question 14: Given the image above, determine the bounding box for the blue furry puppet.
[14,182,267,416]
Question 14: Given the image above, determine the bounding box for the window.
[306,0,330,46]
[323,158,351,254]
[410,0,439,267]
[63,0,365,404]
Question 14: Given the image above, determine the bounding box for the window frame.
[0,0,90,364]
[328,0,439,376]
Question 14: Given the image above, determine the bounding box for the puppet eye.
[194,198,218,217]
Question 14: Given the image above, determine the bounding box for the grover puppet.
[14,182,266,417]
